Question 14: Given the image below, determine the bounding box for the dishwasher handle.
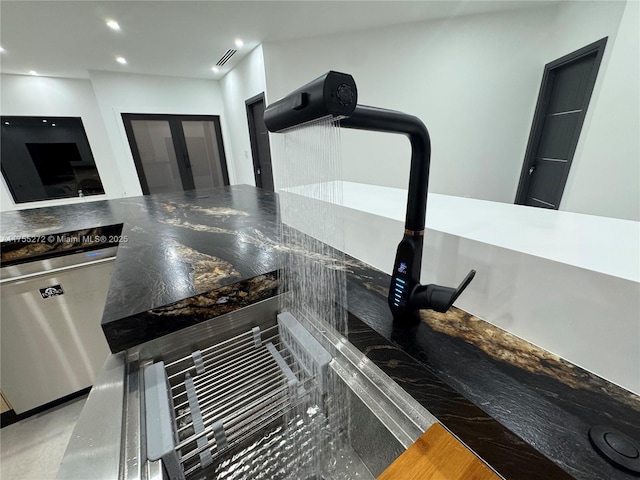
[0,256,116,285]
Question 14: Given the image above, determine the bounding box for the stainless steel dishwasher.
[0,246,117,413]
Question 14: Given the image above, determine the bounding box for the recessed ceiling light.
[116,56,127,64]
[42,119,48,123]
[52,124,56,127]
[4,122,9,125]
[29,70,38,76]
[106,20,120,31]
[235,38,244,48]
[211,66,219,73]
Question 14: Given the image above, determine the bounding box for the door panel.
[546,54,596,113]
[247,94,274,192]
[536,114,581,160]
[130,120,184,194]
[525,160,567,208]
[181,121,226,189]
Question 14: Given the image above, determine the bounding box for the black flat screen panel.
[1,116,104,203]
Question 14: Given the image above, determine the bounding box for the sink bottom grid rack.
[143,312,334,480]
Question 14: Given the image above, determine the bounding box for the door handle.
[0,256,116,285]
[257,168,261,175]
[529,166,536,175]
[183,154,191,168]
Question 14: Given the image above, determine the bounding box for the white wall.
[560,0,639,220]
[263,5,558,198]
[88,70,233,196]
[220,45,268,186]
[262,1,636,219]
[0,74,122,211]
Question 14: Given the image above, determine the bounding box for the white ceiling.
[0,1,555,80]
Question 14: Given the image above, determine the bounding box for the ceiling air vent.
[216,49,237,66]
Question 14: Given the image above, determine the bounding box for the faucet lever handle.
[449,269,476,307]
[410,269,476,313]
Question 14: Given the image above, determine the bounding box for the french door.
[122,114,230,195]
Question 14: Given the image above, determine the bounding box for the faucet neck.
[341,105,473,322]
[340,105,431,232]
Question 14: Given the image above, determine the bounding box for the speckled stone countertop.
[2,185,639,480]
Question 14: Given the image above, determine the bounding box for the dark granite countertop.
[1,185,280,325]
[2,185,639,480]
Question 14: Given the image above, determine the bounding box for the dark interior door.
[515,38,607,209]
[246,94,274,192]
[122,114,229,195]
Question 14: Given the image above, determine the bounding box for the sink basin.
[58,295,437,480]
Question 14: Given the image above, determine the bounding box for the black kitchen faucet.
[263,71,475,322]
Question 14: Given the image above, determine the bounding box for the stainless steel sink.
[58,296,437,480]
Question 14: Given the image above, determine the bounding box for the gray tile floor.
[0,395,87,480]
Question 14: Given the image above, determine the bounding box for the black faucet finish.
[264,71,475,322]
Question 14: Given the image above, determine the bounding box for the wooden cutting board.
[377,423,501,480]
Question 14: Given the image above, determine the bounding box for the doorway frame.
[245,92,272,190]
[122,113,230,195]
[514,37,607,207]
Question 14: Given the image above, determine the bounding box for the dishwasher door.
[0,247,117,413]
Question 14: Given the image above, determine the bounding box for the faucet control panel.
[388,235,422,318]
[391,276,409,310]
[389,235,476,322]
